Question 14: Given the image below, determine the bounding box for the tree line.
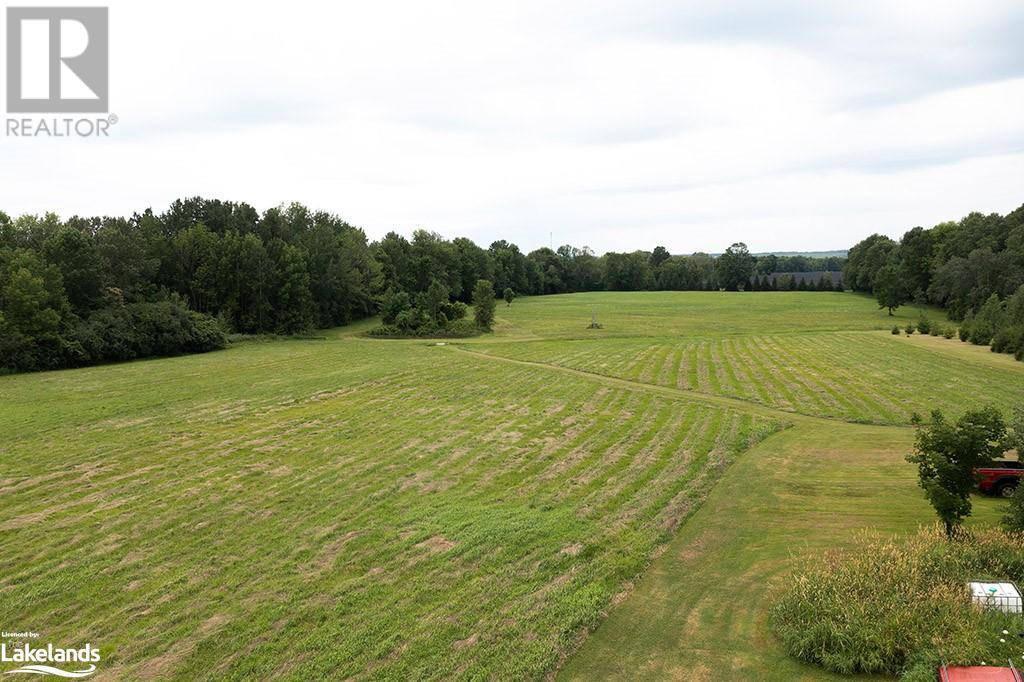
[0,197,849,373]
[844,203,1024,360]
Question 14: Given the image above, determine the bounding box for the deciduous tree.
[907,407,1007,537]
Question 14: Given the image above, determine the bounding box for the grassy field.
[0,335,776,679]
[559,421,1005,681]
[474,331,1023,424]
[1,291,1021,680]
[483,291,934,340]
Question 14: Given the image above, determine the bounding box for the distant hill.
[752,250,848,258]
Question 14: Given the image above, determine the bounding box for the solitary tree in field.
[503,287,515,306]
[473,279,496,331]
[906,406,1007,537]
[874,264,907,315]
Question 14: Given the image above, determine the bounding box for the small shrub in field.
[917,316,931,335]
[892,325,900,335]
[770,526,1024,679]
[929,325,940,337]
[905,323,915,335]
[943,327,955,339]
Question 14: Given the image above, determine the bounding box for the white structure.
[969,582,1023,614]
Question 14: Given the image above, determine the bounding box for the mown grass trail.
[558,419,1006,681]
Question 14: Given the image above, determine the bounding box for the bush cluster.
[771,526,1024,679]
[72,298,226,364]
[0,289,225,373]
[904,314,958,340]
[958,287,1024,360]
[370,278,496,338]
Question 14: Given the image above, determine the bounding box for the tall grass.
[770,526,1024,678]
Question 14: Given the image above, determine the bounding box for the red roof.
[940,666,1021,682]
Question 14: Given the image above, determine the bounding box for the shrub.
[992,324,1024,356]
[444,318,480,336]
[770,527,1024,678]
[905,323,915,335]
[968,293,1005,346]
[917,316,931,335]
[929,324,940,337]
[72,298,226,364]
[440,300,467,322]
[891,325,900,335]
[365,317,479,339]
[368,290,479,338]
[943,327,955,339]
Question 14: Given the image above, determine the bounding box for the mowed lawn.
[479,292,1024,424]
[559,420,1006,681]
[476,332,1024,424]
[0,338,775,680]
[484,291,934,340]
[2,291,1019,680]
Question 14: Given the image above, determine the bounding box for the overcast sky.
[3,0,1023,253]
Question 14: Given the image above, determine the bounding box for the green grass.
[559,421,1006,681]
[1,290,1017,680]
[475,331,1024,424]
[0,338,776,679]
[485,291,938,340]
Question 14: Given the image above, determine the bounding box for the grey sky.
[2,0,1023,253]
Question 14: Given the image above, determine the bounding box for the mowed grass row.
[0,339,778,680]
[476,331,1024,424]
[486,291,935,340]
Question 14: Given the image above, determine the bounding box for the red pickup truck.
[977,460,1024,498]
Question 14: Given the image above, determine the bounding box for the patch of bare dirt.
[304,530,361,575]
[453,633,479,650]
[415,536,456,553]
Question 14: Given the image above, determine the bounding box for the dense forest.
[845,204,1024,360]
[0,198,845,373]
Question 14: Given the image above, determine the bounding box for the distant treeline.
[845,204,1024,360]
[1,197,845,373]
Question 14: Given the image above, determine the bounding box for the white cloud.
[1,0,1022,253]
